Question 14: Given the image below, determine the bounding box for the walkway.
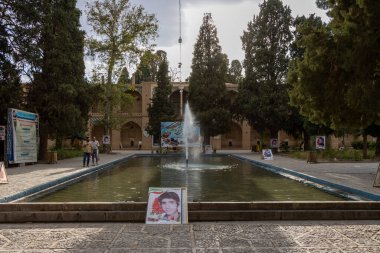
[1,150,380,252]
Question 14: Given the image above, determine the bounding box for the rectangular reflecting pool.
[31,155,345,202]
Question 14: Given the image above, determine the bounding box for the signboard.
[7,109,39,164]
[316,136,326,149]
[160,122,200,148]
[262,149,274,160]
[0,125,5,141]
[0,162,8,184]
[146,187,188,224]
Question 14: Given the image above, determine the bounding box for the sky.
[77,0,328,81]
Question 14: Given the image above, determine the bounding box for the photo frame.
[270,138,278,148]
[262,149,273,160]
[146,187,188,224]
[316,136,326,149]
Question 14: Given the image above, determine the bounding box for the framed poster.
[102,135,110,145]
[7,108,39,164]
[316,136,326,149]
[262,149,273,160]
[270,138,278,148]
[146,187,188,224]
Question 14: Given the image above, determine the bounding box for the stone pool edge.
[231,154,380,201]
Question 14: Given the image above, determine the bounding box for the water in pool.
[31,155,344,202]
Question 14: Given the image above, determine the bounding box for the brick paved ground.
[1,150,380,252]
[1,221,380,252]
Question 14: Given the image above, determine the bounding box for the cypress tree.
[189,13,231,145]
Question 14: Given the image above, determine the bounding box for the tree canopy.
[288,0,380,131]
[146,55,176,142]
[189,13,231,145]
[235,0,293,137]
[86,0,158,140]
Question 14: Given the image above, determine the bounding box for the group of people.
[82,136,100,167]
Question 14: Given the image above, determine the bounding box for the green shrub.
[53,148,82,160]
[351,140,376,150]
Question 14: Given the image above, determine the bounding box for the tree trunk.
[363,134,368,159]
[39,124,49,161]
[376,137,380,156]
[203,132,210,146]
[303,131,310,151]
[56,136,63,149]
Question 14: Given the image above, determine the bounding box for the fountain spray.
[183,102,194,167]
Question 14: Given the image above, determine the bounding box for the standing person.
[82,137,91,167]
[91,137,100,165]
[138,140,142,150]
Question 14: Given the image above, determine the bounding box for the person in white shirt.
[91,137,100,165]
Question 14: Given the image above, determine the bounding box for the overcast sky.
[77,0,328,81]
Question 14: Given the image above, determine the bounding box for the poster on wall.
[270,138,278,148]
[7,108,39,164]
[102,135,110,145]
[316,136,326,149]
[160,122,200,148]
[145,187,188,224]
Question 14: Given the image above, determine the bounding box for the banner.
[146,187,188,224]
[160,122,200,148]
[7,108,39,164]
[0,162,8,184]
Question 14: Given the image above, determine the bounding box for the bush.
[53,148,82,160]
[351,140,376,150]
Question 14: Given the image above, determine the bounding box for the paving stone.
[195,249,219,253]
[218,237,251,248]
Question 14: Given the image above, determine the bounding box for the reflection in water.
[31,156,345,202]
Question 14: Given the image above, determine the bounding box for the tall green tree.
[146,56,176,144]
[135,50,164,84]
[0,0,42,79]
[235,0,293,139]
[0,18,22,125]
[226,59,243,84]
[288,0,380,157]
[189,13,231,145]
[86,0,158,143]
[27,0,90,154]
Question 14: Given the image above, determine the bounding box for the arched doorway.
[120,122,142,148]
[123,90,142,113]
[221,122,242,149]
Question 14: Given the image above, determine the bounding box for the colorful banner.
[7,108,39,164]
[160,122,200,148]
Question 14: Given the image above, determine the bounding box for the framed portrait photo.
[146,187,188,224]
